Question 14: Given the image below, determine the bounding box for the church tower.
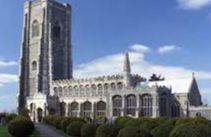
[18,0,72,111]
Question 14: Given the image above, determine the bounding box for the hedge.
[66,121,85,137]
[96,124,120,137]
[118,127,152,137]
[8,116,34,137]
[151,124,174,137]
[81,124,98,137]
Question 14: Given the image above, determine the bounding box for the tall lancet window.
[53,21,61,39]
[32,20,40,37]
[32,61,37,71]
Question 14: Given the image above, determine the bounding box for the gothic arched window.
[126,94,137,116]
[82,101,92,117]
[141,94,152,117]
[53,21,61,39]
[32,61,37,71]
[32,20,39,37]
[70,102,79,117]
[112,95,122,117]
[97,101,106,116]
[160,93,168,117]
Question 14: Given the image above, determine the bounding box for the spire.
[124,52,131,74]
[192,72,195,78]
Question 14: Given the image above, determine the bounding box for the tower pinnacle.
[124,52,131,74]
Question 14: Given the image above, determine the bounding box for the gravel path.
[35,124,64,137]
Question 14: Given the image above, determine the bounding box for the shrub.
[5,113,17,124]
[164,118,178,126]
[81,124,98,137]
[114,117,132,128]
[140,119,160,132]
[66,121,85,137]
[8,116,34,137]
[191,117,211,126]
[170,124,201,137]
[60,117,72,132]
[124,119,142,128]
[61,117,86,132]
[53,116,65,129]
[19,108,30,119]
[96,124,120,137]
[151,124,174,137]
[118,127,153,137]
[43,115,54,125]
[175,118,192,126]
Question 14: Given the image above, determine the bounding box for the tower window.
[53,21,61,39]
[32,20,40,38]
[32,61,37,71]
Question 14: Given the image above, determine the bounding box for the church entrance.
[37,108,43,123]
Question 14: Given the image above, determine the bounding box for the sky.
[0,0,211,112]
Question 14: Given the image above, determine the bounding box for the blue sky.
[0,0,211,112]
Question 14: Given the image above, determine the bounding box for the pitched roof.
[144,77,195,94]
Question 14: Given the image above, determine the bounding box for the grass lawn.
[0,126,41,137]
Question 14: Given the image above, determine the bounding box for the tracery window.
[112,95,122,116]
[68,86,72,96]
[117,82,123,90]
[96,101,106,116]
[141,94,152,117]
[111,83,116,90]
[171,100,180,117]
[104,83,109,92]
[54,87,58,96]
[82,101,92,117]
[70,102,79,117]
[64,86,68,96]
[32,20,39,37]
[58,87,63,96]
[126,94,137,116]
[60,102,66,116]
[160,93,168,117]
[98,84,103,95]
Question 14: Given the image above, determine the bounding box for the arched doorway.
[37,108,43,122]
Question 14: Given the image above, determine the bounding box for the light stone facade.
[18,0,211,122]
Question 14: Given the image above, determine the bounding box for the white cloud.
[74,44,211,82]
[0,60,17,67]
[158,45,181,54]
[177,0,211,10]
[0,74,18,87]
[130,44,151,53]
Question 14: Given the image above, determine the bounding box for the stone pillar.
[153,94,159,118]
[92,102,95,119]
[136,95,139,118]
[65,103,69,116]
[78,103,81,117]
[122,95,125,116]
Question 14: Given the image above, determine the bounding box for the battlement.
[52,74,125,85]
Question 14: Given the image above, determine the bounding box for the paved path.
[35,124,64,137]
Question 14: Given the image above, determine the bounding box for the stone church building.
[18,0,211,122]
